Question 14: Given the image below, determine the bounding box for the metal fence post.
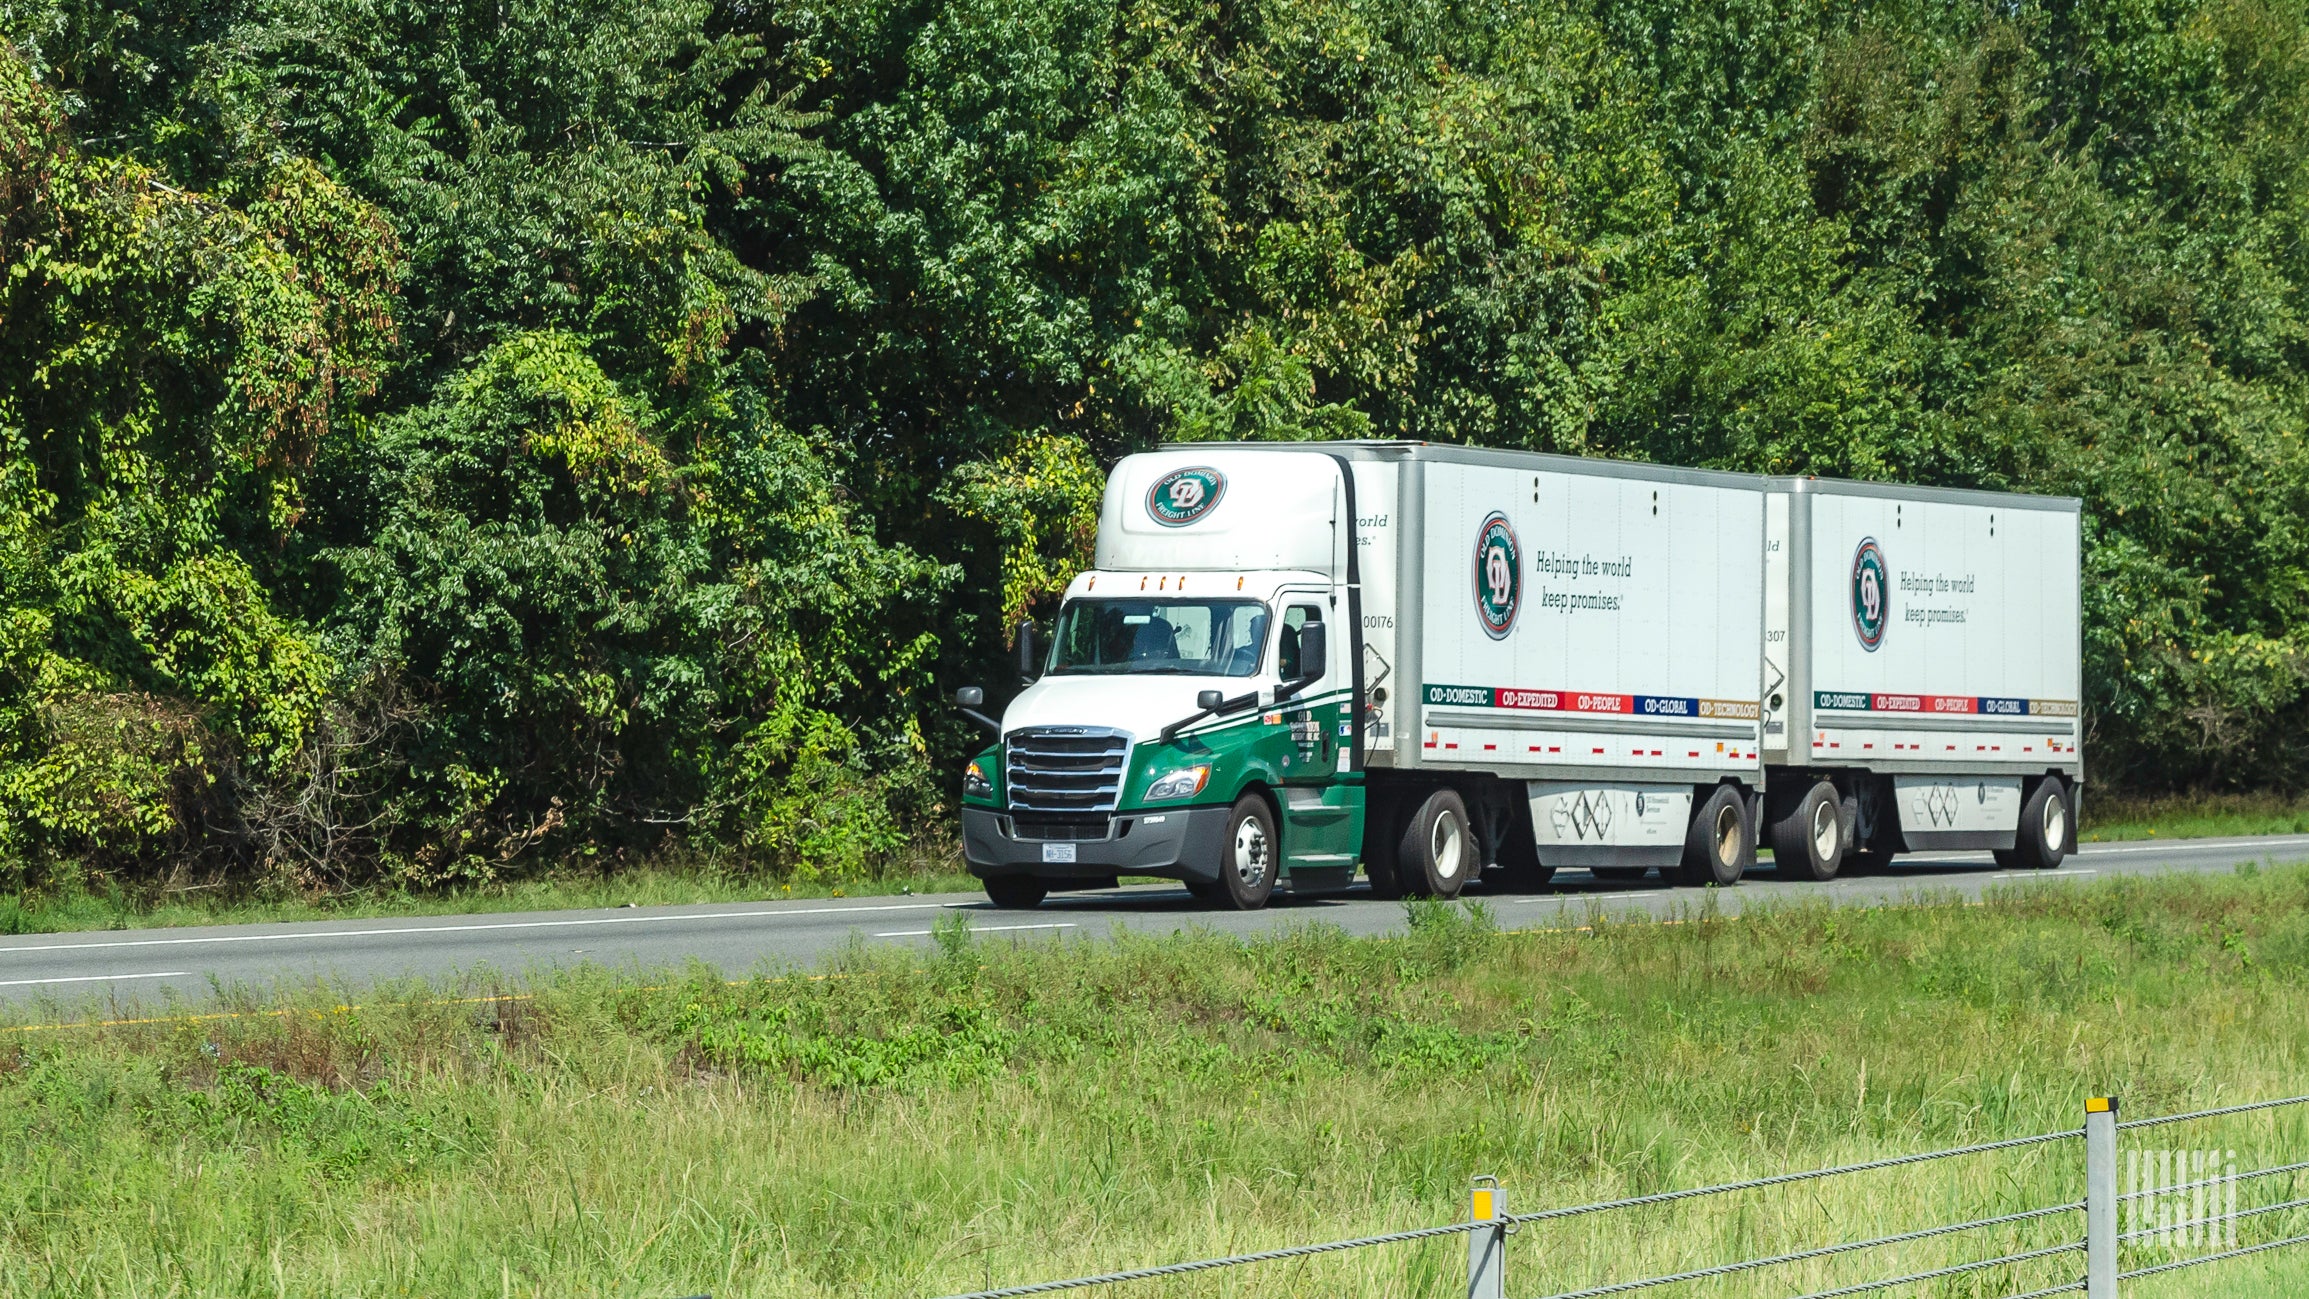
[2087,1096,2119,1299]
[1468,1177,1506,1299]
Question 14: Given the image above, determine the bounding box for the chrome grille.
[1005,727,1130,815]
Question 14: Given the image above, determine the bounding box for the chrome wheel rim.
[1431,811,1466,881]
[1713,801,1742,868]
[1809,797,1839,862]
[2043,791,2067,853]
[1232,815,1270,889]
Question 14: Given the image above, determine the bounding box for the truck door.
[1274,596,1363,875]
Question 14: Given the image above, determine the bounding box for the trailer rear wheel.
[1397,789,1473,899]
[984,876,1048,909]
[1677,785,1749,887]
[1996,776,2072,870]
[1772,781,1845,881]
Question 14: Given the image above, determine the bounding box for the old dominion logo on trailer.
[1851,537,1889,651]
[1145,466,1227,526]
[1473,512,1520,639]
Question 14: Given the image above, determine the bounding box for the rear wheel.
[1208,795,1279,909]
[1772,780,1845,882]
[983,876,1048,909]
[2002,776,2072,870]
[1362,795,1408,899]
[1677,784,1750,887]
[1397,789,1474,899]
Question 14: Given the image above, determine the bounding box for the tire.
[2009,775,2073,869]
[1396,789,1475,899]
[1490,803,1556,891]
[1771,780,1845,882]
[1592,866,1651,882]
[1208,794,1279,909]
[984,875,1048,909]
[1362,795,1408,900]
[1677,784,1750,887]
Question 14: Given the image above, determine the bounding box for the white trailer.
[1758,477,2083,878]
[1344,445,1769,886]
[955,442,2082,908]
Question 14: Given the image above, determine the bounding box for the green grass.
[2081,790,2309,843]
[0,849,982,936]
[6,869,2309,1297]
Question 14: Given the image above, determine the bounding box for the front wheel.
[1771,780,1845,882]
[984,875,1048,909]
[1207,795,1279,910]
[1397,789,1474,899]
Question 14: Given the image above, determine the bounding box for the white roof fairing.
[1097,449,1345,577]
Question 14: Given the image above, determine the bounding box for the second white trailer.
[1759,476,2083,878]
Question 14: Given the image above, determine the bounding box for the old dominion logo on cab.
[1474,512,1520,639]
[1145,466,1226,526]
[1851,537,1889,651]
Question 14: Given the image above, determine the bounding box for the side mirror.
[954,685,1000,736]
[1297,621,1327,680]
[1016,619,1039,684]
[1197,689,1224,711]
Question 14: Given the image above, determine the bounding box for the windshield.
[1047,598,1269,677]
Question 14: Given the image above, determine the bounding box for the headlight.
[963,760,994,799]
[1144,765,1210,801]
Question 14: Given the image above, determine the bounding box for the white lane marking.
[0,900,964,956]
[2074,835,2309,855]
[872,923,1079,938]
[0,971,190,988]
[5,835,2298,960]
[1986,869,2099,880]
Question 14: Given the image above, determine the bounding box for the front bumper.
[962,806,1230,882]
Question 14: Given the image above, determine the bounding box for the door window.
[1278,604,1323,680]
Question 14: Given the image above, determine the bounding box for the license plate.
[1042,842,1077,863]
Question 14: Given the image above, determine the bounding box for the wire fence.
[932,1093,2309,1299]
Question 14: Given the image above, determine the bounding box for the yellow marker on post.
[1468,1178,1506,1299]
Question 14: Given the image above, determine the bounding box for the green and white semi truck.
[956,443,2082,909]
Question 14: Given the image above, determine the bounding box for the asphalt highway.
[5,833,2307,1012]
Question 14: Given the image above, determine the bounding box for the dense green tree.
[3,0,2306,885]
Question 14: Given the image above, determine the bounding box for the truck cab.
[959,451,1366,909]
